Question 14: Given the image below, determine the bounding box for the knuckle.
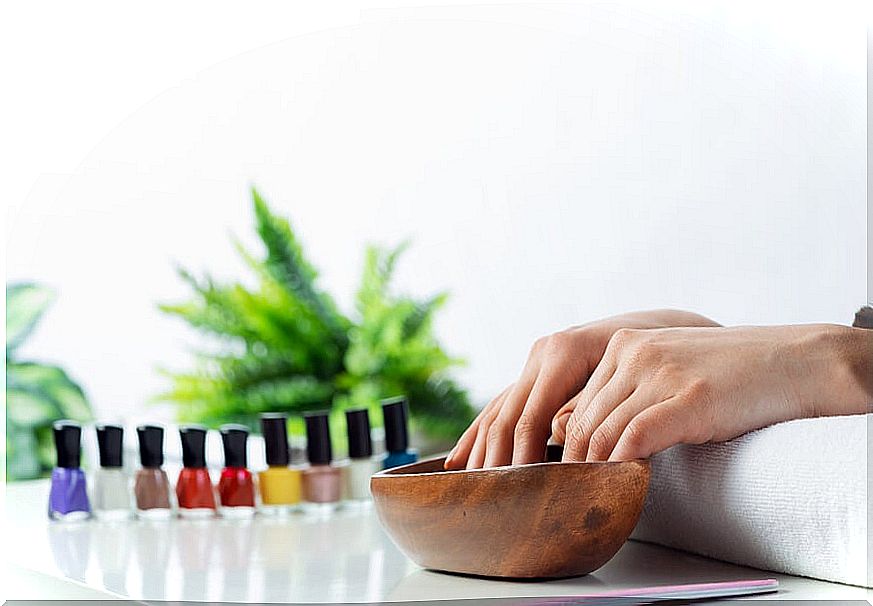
[530,336,549,355]
[684,378,711,403]
[567,413,593,445]
[545,331,571,351]
[679,388,714,444]
[607,329,645,365]
[610,328,638,348]
[513,415,539,442]
[587,427,613,459]
[621,417,650,451]
[486,420,508,447]
[564,416,586,445]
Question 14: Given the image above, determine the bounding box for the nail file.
[532,578,779,604]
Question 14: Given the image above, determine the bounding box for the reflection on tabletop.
[46,505,413,603]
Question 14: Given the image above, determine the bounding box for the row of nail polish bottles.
[47,396,420,521]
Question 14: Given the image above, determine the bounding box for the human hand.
[553,324,872,462]
[443,309,720,470]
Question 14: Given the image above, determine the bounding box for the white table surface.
[3,480,870,603]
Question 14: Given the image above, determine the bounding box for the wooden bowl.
[370,448,650,579]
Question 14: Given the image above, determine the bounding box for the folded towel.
[631,414,869,587]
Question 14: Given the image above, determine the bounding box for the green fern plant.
[6,283,92,480]
[159,188,475,445]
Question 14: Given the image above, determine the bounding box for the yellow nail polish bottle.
[259,414,301,514]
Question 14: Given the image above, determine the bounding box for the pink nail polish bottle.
[301,412,342,512]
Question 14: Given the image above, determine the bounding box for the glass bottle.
[381,397,418,469]
[302,412,342,511]
[343,408,379,502]
[217,424,255,518]
[48,420,90,522]
[93,423,132,520]
[134,425,172,519]
[176,425,216,518]
[258,413,301,515]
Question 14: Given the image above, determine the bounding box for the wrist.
[801,325,872,417]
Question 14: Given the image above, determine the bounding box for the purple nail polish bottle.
[49,420,91,522]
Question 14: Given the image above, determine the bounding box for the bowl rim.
[371,455,649,479]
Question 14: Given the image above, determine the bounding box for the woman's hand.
[553,324,873,462]
[443,309,721,470]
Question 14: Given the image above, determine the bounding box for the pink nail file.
[533,578,779,604]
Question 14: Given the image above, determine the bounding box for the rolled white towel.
[631,414,869,587]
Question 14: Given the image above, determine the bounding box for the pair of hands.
[444,309,870,469]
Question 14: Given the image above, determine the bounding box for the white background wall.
[3,1,869,425]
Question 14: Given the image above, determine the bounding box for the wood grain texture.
[370,453,650,579]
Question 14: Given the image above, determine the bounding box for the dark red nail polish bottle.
[218,424,256,518]
[176,425,216,518]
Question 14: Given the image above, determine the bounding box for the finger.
[552,376,611,447]
[561,358,618,461]
[511,366,587,465]
[551,404,574,445]
[465,409,495,470]
[466,386,516,469]
[480,375,537,468]
[444,384,511,470]
[566,373,634,461]
[608,396,692,461]
[584,388,658,461]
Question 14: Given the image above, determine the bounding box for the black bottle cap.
[53,420,82,469]
[382,396,410,453]
[260,413,289,466]
[179,425,208,468]
[220,424,249,468]
[136,424,164,468]
[345,408,372,459]
[96,423,124,468]
[304,412,332,465]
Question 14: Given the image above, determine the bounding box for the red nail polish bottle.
[176,426,216,518]
[218,424,256,518]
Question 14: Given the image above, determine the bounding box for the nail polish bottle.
[302,412,342,510]
[344,409,379,502]
[176,425,217,518]
[258,413,301,515]
[134,425,172,519]
[48,421,91,522]
[217,424,255,518]
[381,397,418,469]
[93,423,132,520]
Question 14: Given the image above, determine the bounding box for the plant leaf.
[251,188,350,345]
[6,283,55,353]
[5,387,60,427]
[6,362,92,422]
